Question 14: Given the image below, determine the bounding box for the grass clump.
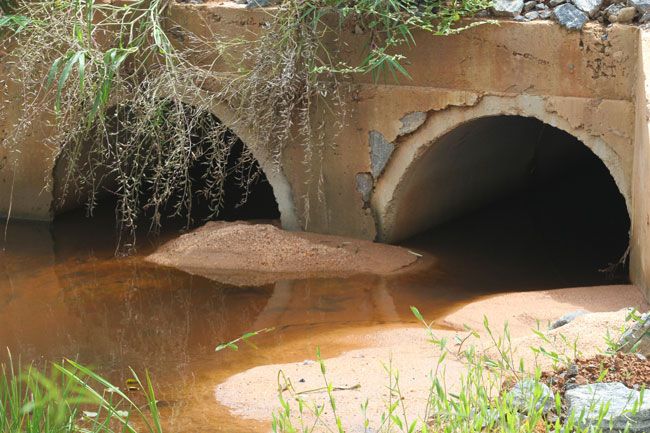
[1,0,490,248]
[269,308,646,433]
[1,356,163,433]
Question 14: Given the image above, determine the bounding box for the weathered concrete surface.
[2,5,650,298]
[0,58,56,221]
[631,28,650,303]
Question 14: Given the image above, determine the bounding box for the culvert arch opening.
[384,115,631,286]
[51,104,281,243]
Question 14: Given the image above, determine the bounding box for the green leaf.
[410,306,424,322]
[56,51,84,112]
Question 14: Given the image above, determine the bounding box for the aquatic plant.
[0,0,490,249]
[0,355,162,433]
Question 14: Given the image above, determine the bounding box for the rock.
[549,310,587,330]
[606,3,637,21]
[565,382,579,391]
[525,10,541,18]
[398,112,427,136]
[605,3,625,20]
[540,8,554,17]
[509,380,555,414]
[628,0,650,13]
[514,14,528,20]
[566,363,579,378]
[492,0,525,16]
[524,0,538,11]
[572,0,605,16]
[574,374,588,385]
[369,131,395,178]
[536,3,549,9]
[246,0,277,8]
[618,312,650,357]
[615,6,637,21]
[553,4,589,30]
[550,0,566,6]
[565,382,650,432]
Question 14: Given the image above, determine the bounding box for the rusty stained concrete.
[2,4,650,297]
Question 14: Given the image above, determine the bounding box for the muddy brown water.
[0,174,630,432]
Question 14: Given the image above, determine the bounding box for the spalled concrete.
[2,6,650,299]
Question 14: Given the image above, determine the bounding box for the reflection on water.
[0,169,630,431]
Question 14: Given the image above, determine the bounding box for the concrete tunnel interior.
[390,115,631,286]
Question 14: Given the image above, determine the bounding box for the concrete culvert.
[380,115,631,284]
[51,107,280,230]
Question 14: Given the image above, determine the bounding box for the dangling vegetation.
[0,0,490,250]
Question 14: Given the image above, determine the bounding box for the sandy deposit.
[441,285,649,338]
[146,221,419,285]
[215,285,649,431]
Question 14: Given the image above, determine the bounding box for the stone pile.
[490,0,650,29]
[178,0,649,29]
[516,310,650,433]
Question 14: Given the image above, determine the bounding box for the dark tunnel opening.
[185,130,281,224]
[399,116,631,289]
[51,107,280,249]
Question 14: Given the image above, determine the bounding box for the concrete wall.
[1,4,649,296]
[631,29,650,300]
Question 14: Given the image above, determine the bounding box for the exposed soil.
[146,221,420,285]
[542,352,650,393]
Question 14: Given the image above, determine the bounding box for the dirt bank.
[215,285,649,431]
[146,221,420,286]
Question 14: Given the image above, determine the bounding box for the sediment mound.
[146,221,419,285]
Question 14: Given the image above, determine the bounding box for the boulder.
[509,380,555,414]
[565,382,650,432]
[615,6,638,22]
[605,3,625,20]
[524,0,538,11]
[628,0,650,13]
[553,3,589,30]
[618,312,650,357]
[540,8,554,17]
[572,0,605,16]
[492,0,525,16]
[605,3,637,21]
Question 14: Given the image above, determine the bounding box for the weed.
[268,308,644,433]
[1,0,491,248]
[0,354,162,433]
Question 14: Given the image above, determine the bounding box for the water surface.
[0,175,630,431]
